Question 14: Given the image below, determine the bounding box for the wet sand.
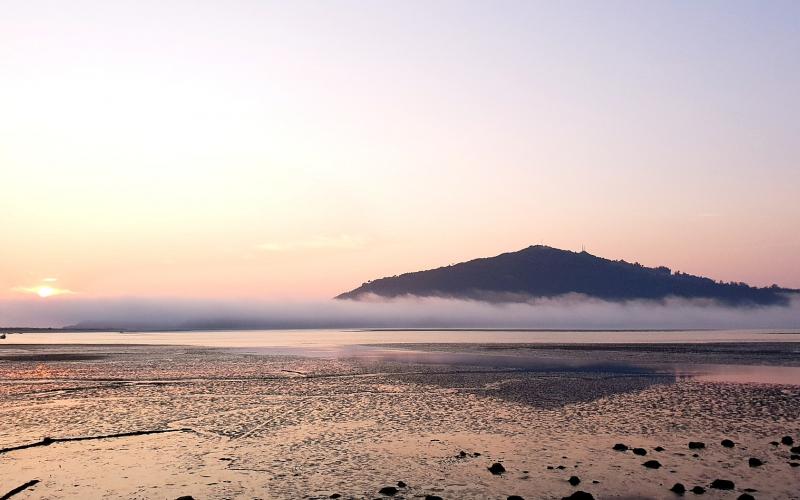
[1,341,799,499]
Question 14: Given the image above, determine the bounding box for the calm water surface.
[5,328,800,347]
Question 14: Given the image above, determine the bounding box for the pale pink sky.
[1,0,799,302]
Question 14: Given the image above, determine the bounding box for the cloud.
[1,294,798,330]
[256,234,367,252]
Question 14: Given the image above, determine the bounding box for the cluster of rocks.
[612,434,799,498]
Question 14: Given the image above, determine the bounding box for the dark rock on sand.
[643,460,662,469]
[748,458,764,467]
[691,486,706,494]
[175,497,195,500]
[710,479,735,490]
[508,496,525,500]
[379,486,398,496]
[547,466,554,470]
[459,451,467,457]
[791,454,799,460]
[473,452,481,457]
[692,453,699,458]
[425,496,443,500]
[488,463,506,475]
[688,442,705,450]
[769,441,780,446]
[721,439,735,448]
[670,483,686,494]
[781,436,794,446]
[737,495,755,500]
[396,481,406,488]
[562,492,594,500]
[556,465,566,470]
[654,446,665,452]
[330,495,342,499]
[612,443,628,451]
[790,446,800,453]
[789,462,799,467]
[568,476,581,486]
[632,448,647,456]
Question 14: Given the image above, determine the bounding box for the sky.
[1,0,799,308]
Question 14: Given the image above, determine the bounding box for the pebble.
[688,442,705,450]
[737,495,756,500]
[781,436,794,446]
[710,479,735,490]
[721,439,735,448]
[488,463,506,475]
[612,443,628,451]
[378,486,398,496]
[568,476,581,486]
[691,486,706,494]
[561,492,594,500]
[670,483,686,494]
[632,448,647,456]
[748,458,763,467]
[642,460,661,469]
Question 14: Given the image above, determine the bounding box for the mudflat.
[1,341,798,499]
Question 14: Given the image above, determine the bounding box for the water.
[4,328,800,347]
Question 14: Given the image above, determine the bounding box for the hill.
[336,246,795,306]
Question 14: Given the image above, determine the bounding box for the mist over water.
[2,294,799,330]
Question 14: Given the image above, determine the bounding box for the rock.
[737,495,755,500]
[781,436,794,446]
[654,446,665,452]
[790,446,800,453]
[459,451,467,457]
[692,454,699,458]
[688,442,705,450]
[791,454,799,460]
[175,497,195,500]
[508,496,525,500]
[670,483,686,495]
[568,476,581,486]
[330,495,342,499]
[710,479,735,490]
[691,486,706,494]
[721,439,735,448]
[643,460,661,469]
[561,492,594,500]
[379,486,398,496]
[396,481,406,488]
[790,462,799,467]
[632,448,647,456]
[612,443,628,451]
[473,452,481,457]
[556,465,566,470]
[488,463,506,475]
[769,441,779,446]
[425,496,443,500]
[547,466,554,470]
[748,458,764,467]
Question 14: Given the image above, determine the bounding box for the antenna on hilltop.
[581,244,586,252]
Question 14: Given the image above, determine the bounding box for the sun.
[36,286,56,298]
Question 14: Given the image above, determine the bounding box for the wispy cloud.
[257,234,367,252]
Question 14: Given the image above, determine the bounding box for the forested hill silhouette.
[336,246,796,306]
